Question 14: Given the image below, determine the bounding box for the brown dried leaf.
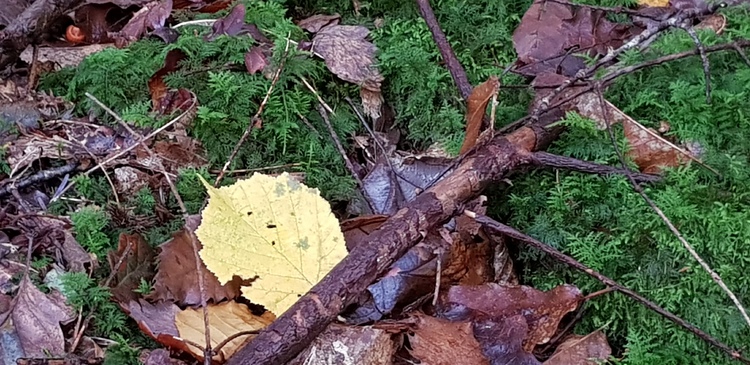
[408,313,490,365]
[543,331,611,365]
[460,76,499,154]
[12,277,75,357]
[149,49,187,113]
[147,224,243,306]
[624,118,691,174]
[116,0,173,47]
[439,283,582,351]
[313,25,384,119]
[244,47,268,75]
[297,13,341,33]
[107,233,156,304]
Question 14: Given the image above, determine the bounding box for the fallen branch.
[530,151,661,184]
[225,110,566,365]
[467,211,750,364]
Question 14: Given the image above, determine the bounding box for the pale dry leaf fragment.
[288,323,395,365]
[195,172,348,315]
[408,313,490,365]
[312,25,384,119]
[116,0,173,47]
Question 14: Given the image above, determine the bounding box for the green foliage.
[73,175,113,205]
[59,272,129,338]
[31,256,53,270]
[0,146,9,175]
[70,206,112,258]
[133,187,156,216]
[103,336,142,365]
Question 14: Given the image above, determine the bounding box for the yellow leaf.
[638,0,669,7]
[195,172,348,315]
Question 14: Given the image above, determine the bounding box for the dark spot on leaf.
[271,241,276,246]
[267,224,277,229]
[297,294,302,298]
[246,211,253,216]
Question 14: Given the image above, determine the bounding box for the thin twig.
[680,23,712,103]
[0,162,79,198]
[317,105,374,212]
[593,84,750,330]
[465,210,750,364]
[299,77,335,116]
[214,36,291,187]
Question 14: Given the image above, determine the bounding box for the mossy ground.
[37,0,750,363]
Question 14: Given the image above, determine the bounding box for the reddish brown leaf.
[244,47,268,75]
[297,13,341,33]
[439,283,582,350]
[624,119,691,174]
[107,233,156,304]
[408,313,490,365]
[341,214,388,251]
[460,76,499,155]
[513,0,635,76]
[147,223,242,306]
[148,49,187,113]
[543,331,611,365]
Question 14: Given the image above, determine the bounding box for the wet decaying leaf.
[474,315,542,365]
[438,283,582,351]
[147,221,243,306]
[205,4,247,40]
[125,299,273,362]
[12,277,75,358]
[513,0,636,77]
[623,118,693,174]
[107,233,156,304]
[148,49,188,113]
[543,331,611,365]
[288,323,396,365]
[312,24,384,119]
[408,313,490,365]
[460,76,500,155]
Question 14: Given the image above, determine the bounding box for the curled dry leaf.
[244,47,268,75]
[623,118,692,174]
[312,25,384,119]
[460,76,499,155]
[12,277,75,357]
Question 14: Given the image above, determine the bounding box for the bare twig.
[465,210,750,364]
[318,105,374,212]
[0,163,79,198]
[299,77,335,116]
[214,36,292,187]
[530,151,661,183]
[680,22,712,103]
[593,84,750,330]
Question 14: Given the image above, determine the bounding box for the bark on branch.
[226,111,566,365]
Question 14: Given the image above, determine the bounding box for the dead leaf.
[438,283,582,351]
[205,4,247,40]
[288,323,395,365]
[0,0,31,28]
[695,13,726,34]
[460,76,499,154]
[13,277,75,357]
[244,47,268,75]
[116,0,174,47]
[623,118,692,174]
[408,313,490,365]
[142,348,187,365]
[147,223,243,306]
[543,331,611,365]
[297,14,341,33]
[107,233,156,304]
[341,214,389,251]
[126,299,273,362]
[148,49,187,113]
[22,216,93,272]
[312,25,384,119]
[473,315,542,365]
[513,0,635,76]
